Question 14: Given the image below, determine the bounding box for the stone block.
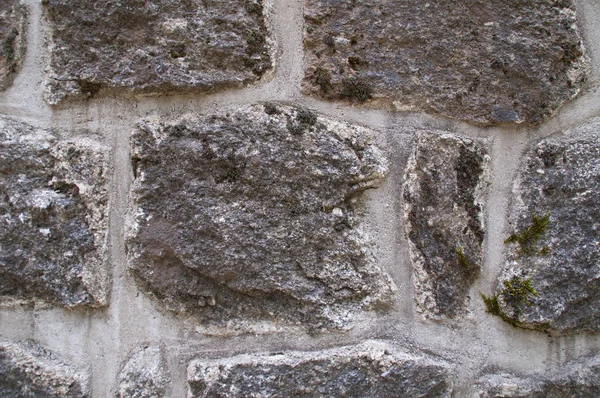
[403,133,489,318]
[126,104,393,333]
[43,0,271,104]
[188,341,452,397]
[0,340,89,397]
[0,117,109,308]
[0,0,26,90]
[115,345,170,398]
[303,0,589,125]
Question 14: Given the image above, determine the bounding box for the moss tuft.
[340,77,372,103]
[505,212,550,255]
[482,275,541,328]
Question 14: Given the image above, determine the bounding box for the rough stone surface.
[0,117,109,308]
[43,0,271,104]
[403,133,489,319]
[0,0,26,91]
[494,119,600,333]
[476,356,600,397]
[127,104,392,333]
[0,340,90,397]
[188,341,452,397]
[115,345,170,398]
[303,0,589,125]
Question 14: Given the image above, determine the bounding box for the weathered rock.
[0,340,89,397]
[188,341,452,397]
[0,117,109,308]
[127,103,392,333]
[403,133,489,318]
[0,0,26,90]
[116,345,170,398]
[43,0,271,104]
[303,0,589,125]
[489,119,600,333]
[476,356,600,397]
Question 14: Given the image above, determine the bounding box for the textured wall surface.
[0,0,599,396]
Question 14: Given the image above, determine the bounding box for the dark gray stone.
[0,0,26,90]
[476,356,600,397]
[127,104,392,333]
[492,119,600,333]
[403,133,489,318]
[0,117,109,308]
[0,340,89,397]
[303,0,589,125]
[188,341,452,397]
[116,345,170,398]
[43,0,271,104]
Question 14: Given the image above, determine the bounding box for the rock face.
[403,133,489,318]
[476,356,600,397]
[188,341,452,397]
[0,0,26,90]
[490,120,600,333]
[0,117,108,308]
[127,104,392,333]
[43,0,271,104]
[303,0,589,125]
[0,340,89,397]
[116,345,170,398]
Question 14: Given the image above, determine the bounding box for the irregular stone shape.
[127,104,392,333]
[188,341,452,397]
[43,0,271,104]
[476,356,600,397]
[116,345,170,398]
[0,117,108,308]
[0,0,26,91]
[303,0,589,125]
[494,119,600,333]
[403,133,489,318]
[0,340,90,397]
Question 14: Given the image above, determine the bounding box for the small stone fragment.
[403,133,489,318]
[0,340,90,397]
[0,0,26,90]
[43,0,271,104]
[188,341,452,397]
[0,117,109,308]
[116,345,170,398]
[303,0,589,125]
[127,104,392,333]
[492,119,600,334]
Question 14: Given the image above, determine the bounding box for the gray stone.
[303,0,589,125]
[188,341,452,397]
[403,133,489,318]
[126,104,392,333]
[476,356,600,397]
[490,119,600,333]
[0,0,26,90]
[116,345,170,398]
[0,340,89,397]
[43,0,271,104]
[0,117,109,308]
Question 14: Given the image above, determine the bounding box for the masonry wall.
[1,0,600,396]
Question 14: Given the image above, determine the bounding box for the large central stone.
[126,104,393,333]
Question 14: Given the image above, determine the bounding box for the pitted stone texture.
[127,104,392,333]
[303,0,589,125]
[116,345,170,398]
[188,341,452,397]
[0,340,90,397]
[0,0,26,91]
[476,356,600,397]
[0,117,109,308]
[403,133,489,319]
[43,0,271,104]
[498,119,600,333]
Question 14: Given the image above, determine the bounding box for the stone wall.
[1,0,599,396]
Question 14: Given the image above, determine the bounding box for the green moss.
[505,212,550,255]
[286,108,317,135]
[2,28,18,65]
[455,246,478,277]
[340,77,372,103]
[313,67,332,94]
[482,275,540,328]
